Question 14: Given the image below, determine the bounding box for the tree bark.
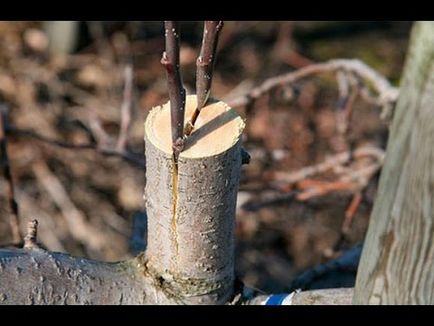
[0,249,148,304]
[353,21,434,304]
[0,247,352,304]
[144,95,245,304]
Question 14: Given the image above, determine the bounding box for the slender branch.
[161,21,186,161]
[335,71,359,136]
[241,145,384,212]
[186,21,224,135]
[296,180,356,201]
[273,145,385,185]
[0,105,23,244]
[342,191,363,235]
[226,59,399,117]
[5,125,144,167]
[116,64,134,152]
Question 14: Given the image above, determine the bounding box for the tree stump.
[144,95,245,304]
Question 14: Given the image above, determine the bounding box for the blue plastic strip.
[265,294,289,305]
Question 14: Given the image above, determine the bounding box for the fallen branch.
[226,59,399,118]
[5,124,144,167]
[296,180,356,201]
[273,145,385,185]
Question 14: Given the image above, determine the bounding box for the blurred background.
[0,21,412,293]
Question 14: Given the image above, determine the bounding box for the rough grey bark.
[0,247,353,304]
[0,249,148,304]
[353,22,434,304]
[144,95,244,304]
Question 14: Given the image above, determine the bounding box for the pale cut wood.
[144,95,245,304]
[353,22,434,304]
[146,95,245,158]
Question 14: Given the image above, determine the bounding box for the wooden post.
[144,95,245,304]
[353,22,434,304]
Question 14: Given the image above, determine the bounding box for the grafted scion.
[161,21,186,163]
[186,21,224,136]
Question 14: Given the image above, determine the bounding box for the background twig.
[5,124,144,167]
[116,64,134,152]
[226,59,399,118]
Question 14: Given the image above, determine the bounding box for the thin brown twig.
[273,145,385,185]
[116,64,134,152]
[0,105,23,244]
[185,21,224,135]
[161,21,186,162]
[226,59,399,118]
[336,71,359,135]
[293,158,382,201]
[339,161,383,187]
[342,192,363,235]
[296,180,356,201]
[333,190,364,252]
[5,124,144,167]
[296,161,382,201]
[268,144,384,206]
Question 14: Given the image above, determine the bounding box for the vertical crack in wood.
[171,155,180,261]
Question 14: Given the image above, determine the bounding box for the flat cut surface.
[145,95,245,158]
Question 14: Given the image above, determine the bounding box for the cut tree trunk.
[353,21,434,304]
[144,95,245,304]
